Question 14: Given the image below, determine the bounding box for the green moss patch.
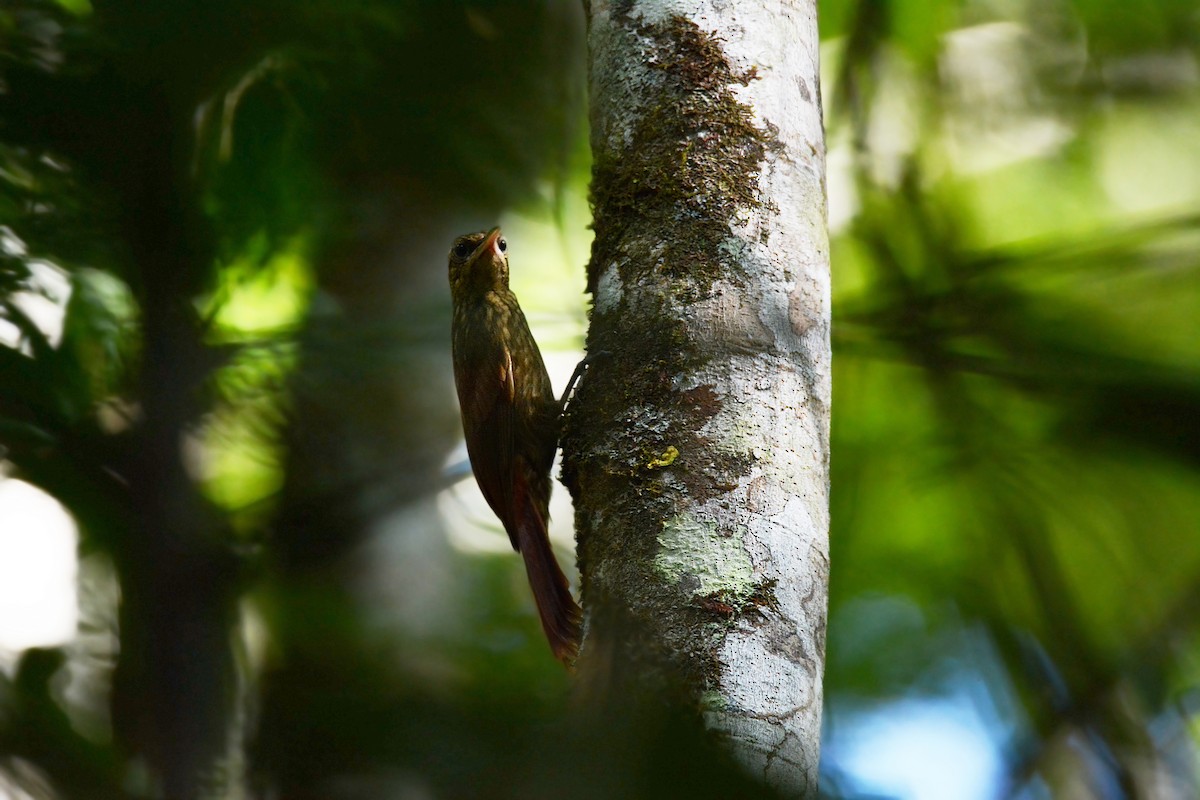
[588,15,777,301]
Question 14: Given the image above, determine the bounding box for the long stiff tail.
[510,479,582,664]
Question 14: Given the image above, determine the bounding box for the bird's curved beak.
[480,227,503,260]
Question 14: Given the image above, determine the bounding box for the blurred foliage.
[820,0,1200,797]
[0,0,1198,798]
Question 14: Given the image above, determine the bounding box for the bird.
[448,227,582,664]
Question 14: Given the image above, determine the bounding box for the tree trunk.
[563,1,830,795]
[107,82,238,800]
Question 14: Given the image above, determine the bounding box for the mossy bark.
[562,1,829,795]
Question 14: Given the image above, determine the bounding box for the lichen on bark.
[566,5,777,693]
[566,2,829,795]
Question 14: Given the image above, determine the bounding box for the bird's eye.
[453,241,474,259]
[498,238,507,253]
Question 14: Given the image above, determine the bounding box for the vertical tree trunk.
[563,1,829,795]
[108,83,238,800]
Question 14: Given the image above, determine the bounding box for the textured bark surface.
[562,1,829,794]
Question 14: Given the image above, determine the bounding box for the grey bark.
[563,1,829,795]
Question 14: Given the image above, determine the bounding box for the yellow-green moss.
[646,444,679,469]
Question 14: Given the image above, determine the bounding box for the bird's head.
[448,227,509,295]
